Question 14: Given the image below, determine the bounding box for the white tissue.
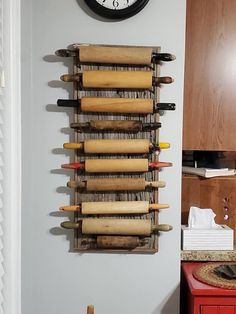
[188,206,220,229]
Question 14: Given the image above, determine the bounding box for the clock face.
[84,0,149,19]
[95,0,138,10]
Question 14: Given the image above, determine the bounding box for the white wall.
[21,1,186,314]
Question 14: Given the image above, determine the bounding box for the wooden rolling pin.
[87,305,94,314]
[63,139,170,153]
[67,178,166,191]
[70,120,162,133]
[55,46,175,64]
[82,236,148,249]
[60,70,173,89]
[61,219,173,235]
[61,159,172,173]
[57,98,175,114]
[60,201,169,214]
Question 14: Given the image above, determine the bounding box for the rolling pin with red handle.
[61,219,173,235]
[67,177,165,191]
[61,159,172,173]
[71,120,161,133]
[57,98,175,114]
[63,139,170,154]
[60,70,173,89]
[82,236,148,249]
[60,201,169,214]
[55,46,175,64]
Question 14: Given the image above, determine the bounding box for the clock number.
[113,0,119,8]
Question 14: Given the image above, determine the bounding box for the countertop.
[181,246,236,261]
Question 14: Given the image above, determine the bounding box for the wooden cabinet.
[181,263,236,314]
[182,175,236,240]
[183,0,236,151]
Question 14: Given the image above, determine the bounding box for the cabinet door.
[201,306,236,314]
[183,0,236,150]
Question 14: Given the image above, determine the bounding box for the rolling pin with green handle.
[57,98,175,114]
[70,120,161,133]
[60,70,173,89]
[63,139,170,154]
[61,219,173,236]
[67,177,166,191]
[61,159,173,173]
[82,236,149,249]
[60,201,169,214]
[55,46,175,64]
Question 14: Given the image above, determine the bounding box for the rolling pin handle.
[63,142,84,150]
[151,53,176,63]
[142,122,162,131]
[61,162,85,170]
[57,99,81,107]
[87,305,94,314]
[60,221,80,229]
[55,49,77,57]
[60,73,81,82]
[70,122,90,131]
[149,142,170,152]
[152,224,173,232]
[67,180,86,189]
[154,103,176,112]
[149,161,173,169]
[59,205,81,212]
[146,181,166,189]
[152,76,174,86]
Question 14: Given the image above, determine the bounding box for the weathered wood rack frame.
[70,43,161,254]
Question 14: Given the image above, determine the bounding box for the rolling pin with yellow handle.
[60,70,173,89]
[61,219,173,236]
[61,159,172,173]
[70,120,161,133]
[57,98,175,114]
[67,177,166,191]
[55,46,175,64]
[63,139,170,154]
[82,236,149,249]
[60,201,169,215]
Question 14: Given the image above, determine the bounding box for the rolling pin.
[60,70,173,89]
[60,201,169,214]
[61,159,172,173]
[70,120,161,133]
[63,139,170,153]
[57,98,175,114]
[61,219,173,235]
[67,177,166,191]
[55,46,175,64]
[82,236,148,249]
[87,305,94,314]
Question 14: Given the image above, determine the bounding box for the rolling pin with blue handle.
[61,219,173,236]
[55,46,175,64]
[57,98,175,114]
[63,139,170,154]
[60,201,169,214]
[60,70,173,89]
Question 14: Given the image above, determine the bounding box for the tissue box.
[181,225,234,250]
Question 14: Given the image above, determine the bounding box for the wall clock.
[84,0,150,20]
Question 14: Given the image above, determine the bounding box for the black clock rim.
[84,0,150,19]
